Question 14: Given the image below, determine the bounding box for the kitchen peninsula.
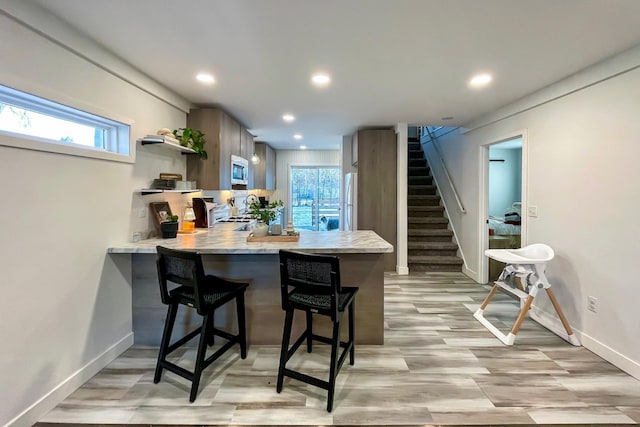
[108,225,393,345]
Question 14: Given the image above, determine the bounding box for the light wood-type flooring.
[37,272,640,426]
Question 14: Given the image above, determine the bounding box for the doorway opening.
[480,132,527,283]
[290,166,340,231]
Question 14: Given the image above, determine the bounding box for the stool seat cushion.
[290,286,357,311]
[169,276,248,308]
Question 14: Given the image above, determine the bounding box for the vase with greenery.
[160,215,179,238]
[172,127,208,159]
[248,200,283,236]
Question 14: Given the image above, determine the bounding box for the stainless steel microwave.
[231,155,249,185]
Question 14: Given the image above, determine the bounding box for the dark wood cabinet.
[253,142,276,190]
[356,129,397,271]
[186,108,251,190]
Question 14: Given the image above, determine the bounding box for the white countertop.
[108,224,394,254]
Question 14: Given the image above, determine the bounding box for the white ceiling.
[31,0,640,150]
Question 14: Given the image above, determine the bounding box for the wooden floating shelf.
[246,233,300,242]
[139,189,203,195]
[137,137,196,155]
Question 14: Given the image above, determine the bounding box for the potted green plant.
[160,214,179,238]
[248,200,283,237]
[173,127,208,159]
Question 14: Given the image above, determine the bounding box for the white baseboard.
[462,265,478,282]
[6,333,134,427]
[529,305,640,379]
[529,305,582,346]
[396,265,409,275]
[580,333,640,381]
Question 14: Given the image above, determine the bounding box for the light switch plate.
[527,205,538,217]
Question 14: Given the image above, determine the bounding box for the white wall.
[272,150,340,222]
[489,146,522,217]
[425,46,640,379]
[0,2,191,425]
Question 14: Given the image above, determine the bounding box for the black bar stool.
[154,246,249,402]
[276,250,359,412]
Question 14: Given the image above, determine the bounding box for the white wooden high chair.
[474,243,580,346]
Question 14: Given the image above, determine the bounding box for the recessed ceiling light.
[311,73,331,86]
[442,116,454,121]
[469,73,492,88]
[196,73,215,84]
[293,134,303,140]
[300,145,307,150]
[282,114,295,122]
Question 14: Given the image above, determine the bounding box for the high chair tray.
[485,243,554,264]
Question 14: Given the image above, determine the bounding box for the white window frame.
[0,84,134,163]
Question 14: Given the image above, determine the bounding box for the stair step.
[409,151,424,159]
[408,217,448,223]
[409,159,427,167]
[409,263,463,272]
[408,185,436,195]
[408,137,420,143]
[409,176,433,185]
[408,167,430,176]
[408,256,464,274]
[408,217,449,229]
[408,143,421,151]
[408,195,439,206]
[408,228,454,242]
[408,206,444,216]
[408,244,458,256]
[408,242,458,250]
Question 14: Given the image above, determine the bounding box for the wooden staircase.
[407,139,463,272]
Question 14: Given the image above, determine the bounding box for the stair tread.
[408,242,458,249]
[408,256,464,264]
[407,205,443,210]
[408,195,440,199]
[408,229,453,236]
[408,217,449,223]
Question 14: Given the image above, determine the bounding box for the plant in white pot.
[248,200,283,237]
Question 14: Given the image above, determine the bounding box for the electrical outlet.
[588,296,598,313]
[528,205,538,217]
[138,208,147,218]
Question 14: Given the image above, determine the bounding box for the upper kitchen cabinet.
[186,108,249,190]
[351,131,358,167]
[240,128,254,160]
[253,142,276,190]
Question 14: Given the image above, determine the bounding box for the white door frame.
[478,129,529,283]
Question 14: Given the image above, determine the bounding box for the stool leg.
[190,313,211,402]
[510,295,534,335]
[306,310,313,353]
[206,309,215,346]
[236,292,247,359]
[348,301,355,365]
[277,309,294,393]
[154,302,178,384]
[327,317,341,412]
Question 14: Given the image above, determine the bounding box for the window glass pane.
[290,166,340,231]
[0,84,131,161]
[0,101,104,148]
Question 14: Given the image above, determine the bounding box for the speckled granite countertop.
[108,223,394,254]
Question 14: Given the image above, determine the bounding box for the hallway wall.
[424,45,640,379]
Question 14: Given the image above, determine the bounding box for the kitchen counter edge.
[107,229,394,254]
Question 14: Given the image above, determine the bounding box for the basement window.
[0,84,132,162]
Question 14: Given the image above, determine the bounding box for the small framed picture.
[150,202,173,235]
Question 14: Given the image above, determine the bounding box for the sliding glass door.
[290,166,340,231]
